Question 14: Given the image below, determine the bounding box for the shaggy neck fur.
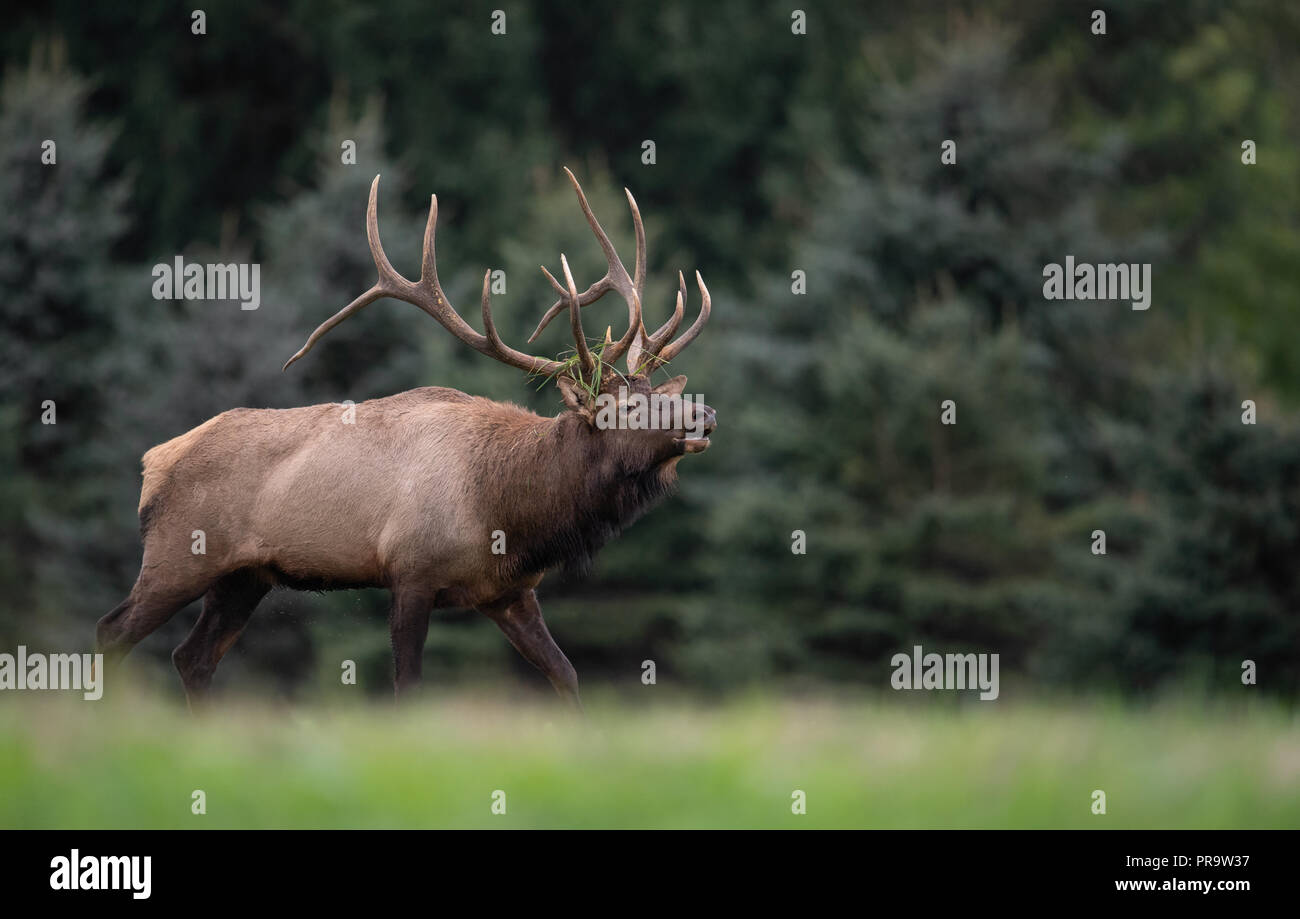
[483,410,679,580]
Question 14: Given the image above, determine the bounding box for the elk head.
[283,168,716,462]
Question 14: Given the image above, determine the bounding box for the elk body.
[95,170,715,710]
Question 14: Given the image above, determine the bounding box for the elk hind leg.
[96,570,213,672]
[172,569,269,710]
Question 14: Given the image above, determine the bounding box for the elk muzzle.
[677,401,716,454]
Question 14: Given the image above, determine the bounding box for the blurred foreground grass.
[0,688,1296,828]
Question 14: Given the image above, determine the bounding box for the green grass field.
[1,689,1296,828]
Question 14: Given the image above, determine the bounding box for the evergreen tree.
[0,43,134,644]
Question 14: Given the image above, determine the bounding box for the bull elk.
[95,169,715,711]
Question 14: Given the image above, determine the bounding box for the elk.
[95,169,715,711]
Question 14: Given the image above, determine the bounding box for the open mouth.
[675,436,711,454]
[674,409,716,454]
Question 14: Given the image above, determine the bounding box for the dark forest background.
[1,0,1297,698]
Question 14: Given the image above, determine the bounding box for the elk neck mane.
[475,403,679,580]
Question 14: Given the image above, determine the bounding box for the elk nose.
[697,404,717,436]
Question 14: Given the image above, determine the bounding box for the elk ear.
[652,375,689,397]
[556,376,595,420]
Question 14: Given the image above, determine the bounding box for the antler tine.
[368,176,409,293]
[559,254,595,377]
[622,186,651,372]
[626,331,643,377]
[625,280,685,374]
[655,271,711,364]
[285,175,565,378]
[529,275,602,342]
[643,271,687,356]
[479,268,508,355]
[476,269,560,375]
[419,193,440,285]
[282,284,387,371]
[541,259,644,375]
[284,175,413,370]
[527,170,644,354]
[564,167,639,300]
[617,270,691,375]
[609,286,643,368]
[625,186,647,305]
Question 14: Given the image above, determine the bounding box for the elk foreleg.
[478,590,582,712]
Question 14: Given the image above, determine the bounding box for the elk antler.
[653,270,710,365]
[533,168,644,372]
[283,175,575,377]
[527,169,710,374]
[284,170,704,381]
